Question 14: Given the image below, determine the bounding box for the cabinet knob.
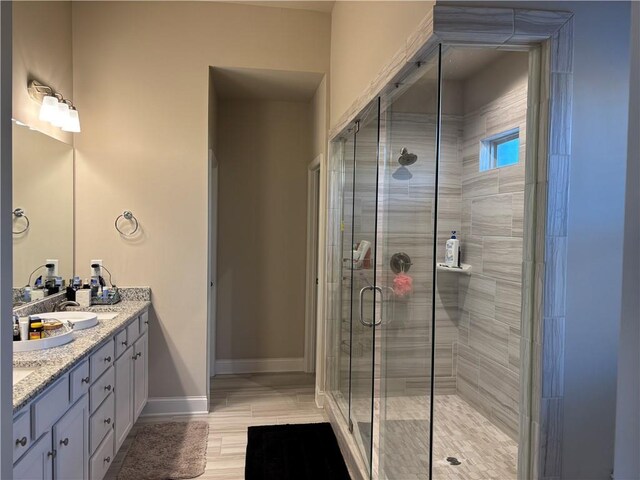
[122,340,128,346]
[60,438,69,446]
[137,352,142,359]
[47,450,57,459]
[15,436,27,447]
[104,456,111,463]
[104,356,112,363]
[144,320,149,324]
[104,417,111,425]
[104,384,112,392]
[81,376,90,384]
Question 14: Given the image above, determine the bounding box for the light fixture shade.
[38,95,58,122]
[62,108,81,133]
[51,101,69,127]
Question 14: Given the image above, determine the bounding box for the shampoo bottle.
[445,231,460,267]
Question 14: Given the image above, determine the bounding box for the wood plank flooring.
[105,373,324,480]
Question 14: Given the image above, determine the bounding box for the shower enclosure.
[326,44,530,479]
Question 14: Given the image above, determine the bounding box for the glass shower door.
[376,48,442,479]
[350,99,382,471]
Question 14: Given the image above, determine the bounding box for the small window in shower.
[480,128,520,171]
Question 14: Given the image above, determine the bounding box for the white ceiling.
[222,1,335,14]
[211,67,325,101]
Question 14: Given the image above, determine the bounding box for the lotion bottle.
[445,231,460,267]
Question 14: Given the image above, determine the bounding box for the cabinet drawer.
[69,358,90,403]
[90,366,114,413]
[89,392,114,455]
[90,341,115,383]
[89,429,114,480]
[126,319,140,343]
[115,329,128,359]
[32,375,70,439]
[12,411,31,463]
[139,311,149,333]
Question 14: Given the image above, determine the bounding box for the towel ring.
[115,210,139,236]
[12,208,30,235]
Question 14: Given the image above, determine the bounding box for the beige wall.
[311,76,327,159]
[216,99,311,360]
[13,1,73,145]
[12,124,74,286]
[329,1,433,128]
[72,1,330,399]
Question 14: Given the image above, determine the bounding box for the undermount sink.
[38,311,98,330]
[13,367,35,385]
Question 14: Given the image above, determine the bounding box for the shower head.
[398,147,417,166]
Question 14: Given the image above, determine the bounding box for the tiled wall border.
[324,5,573,480]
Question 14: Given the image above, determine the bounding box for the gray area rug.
[117,422,209,480]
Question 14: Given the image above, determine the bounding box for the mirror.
[12,121,74,306]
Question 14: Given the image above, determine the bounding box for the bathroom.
[2,2,638,480]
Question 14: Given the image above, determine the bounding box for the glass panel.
[376,49,442,479]
[350,99,381,472]
[496,136,520,167]
[431,46,528,479]
[332,128,357,421]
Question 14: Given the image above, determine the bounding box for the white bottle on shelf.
[444,231,460,268]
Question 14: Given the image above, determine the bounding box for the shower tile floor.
[377,394,518,479]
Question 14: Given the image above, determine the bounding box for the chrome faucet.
[53,300,80,312]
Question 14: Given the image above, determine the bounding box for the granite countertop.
[13,300,151,413]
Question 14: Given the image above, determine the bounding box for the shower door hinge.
[354,121,360,133]
[348,419,354,433]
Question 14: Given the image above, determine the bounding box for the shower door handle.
[359,285,383,327]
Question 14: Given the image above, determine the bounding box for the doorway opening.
[207,67,326,405]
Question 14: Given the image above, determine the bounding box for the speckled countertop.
[13,299,151,414]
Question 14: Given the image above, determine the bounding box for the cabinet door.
[114,345,134,452]
[53,396,88,480]
[13,431,53,480]
[133,332,148,421]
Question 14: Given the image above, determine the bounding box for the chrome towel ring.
[115,210,139,236]
[12,208,30,235]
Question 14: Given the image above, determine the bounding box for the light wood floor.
[105,372,324,480]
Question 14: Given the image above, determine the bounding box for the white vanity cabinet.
[13,430,53,480]
[115,313,148,451]
[13,309,149,480]
[133,331,148,421]
[15,396,88,480]
[52,396,89,480]
[114,344,133,452]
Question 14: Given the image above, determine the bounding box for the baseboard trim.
[215,357,304,374]
[141,396,209,417]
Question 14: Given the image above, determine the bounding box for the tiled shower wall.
[456,76,528,441]
[382,111,462,397]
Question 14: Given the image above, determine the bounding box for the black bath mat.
[245,423,351,480]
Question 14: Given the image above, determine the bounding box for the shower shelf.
[436,263,472,275]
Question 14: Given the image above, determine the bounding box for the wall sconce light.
[28,80,81,133]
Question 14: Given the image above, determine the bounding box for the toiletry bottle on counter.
[77,285,91,308]
[28,316,43,340]
[13,315,20,342]
[444,231,460,268]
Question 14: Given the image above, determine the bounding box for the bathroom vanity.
[11,299,150,480]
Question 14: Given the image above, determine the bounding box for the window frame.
[479,127,520,171]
